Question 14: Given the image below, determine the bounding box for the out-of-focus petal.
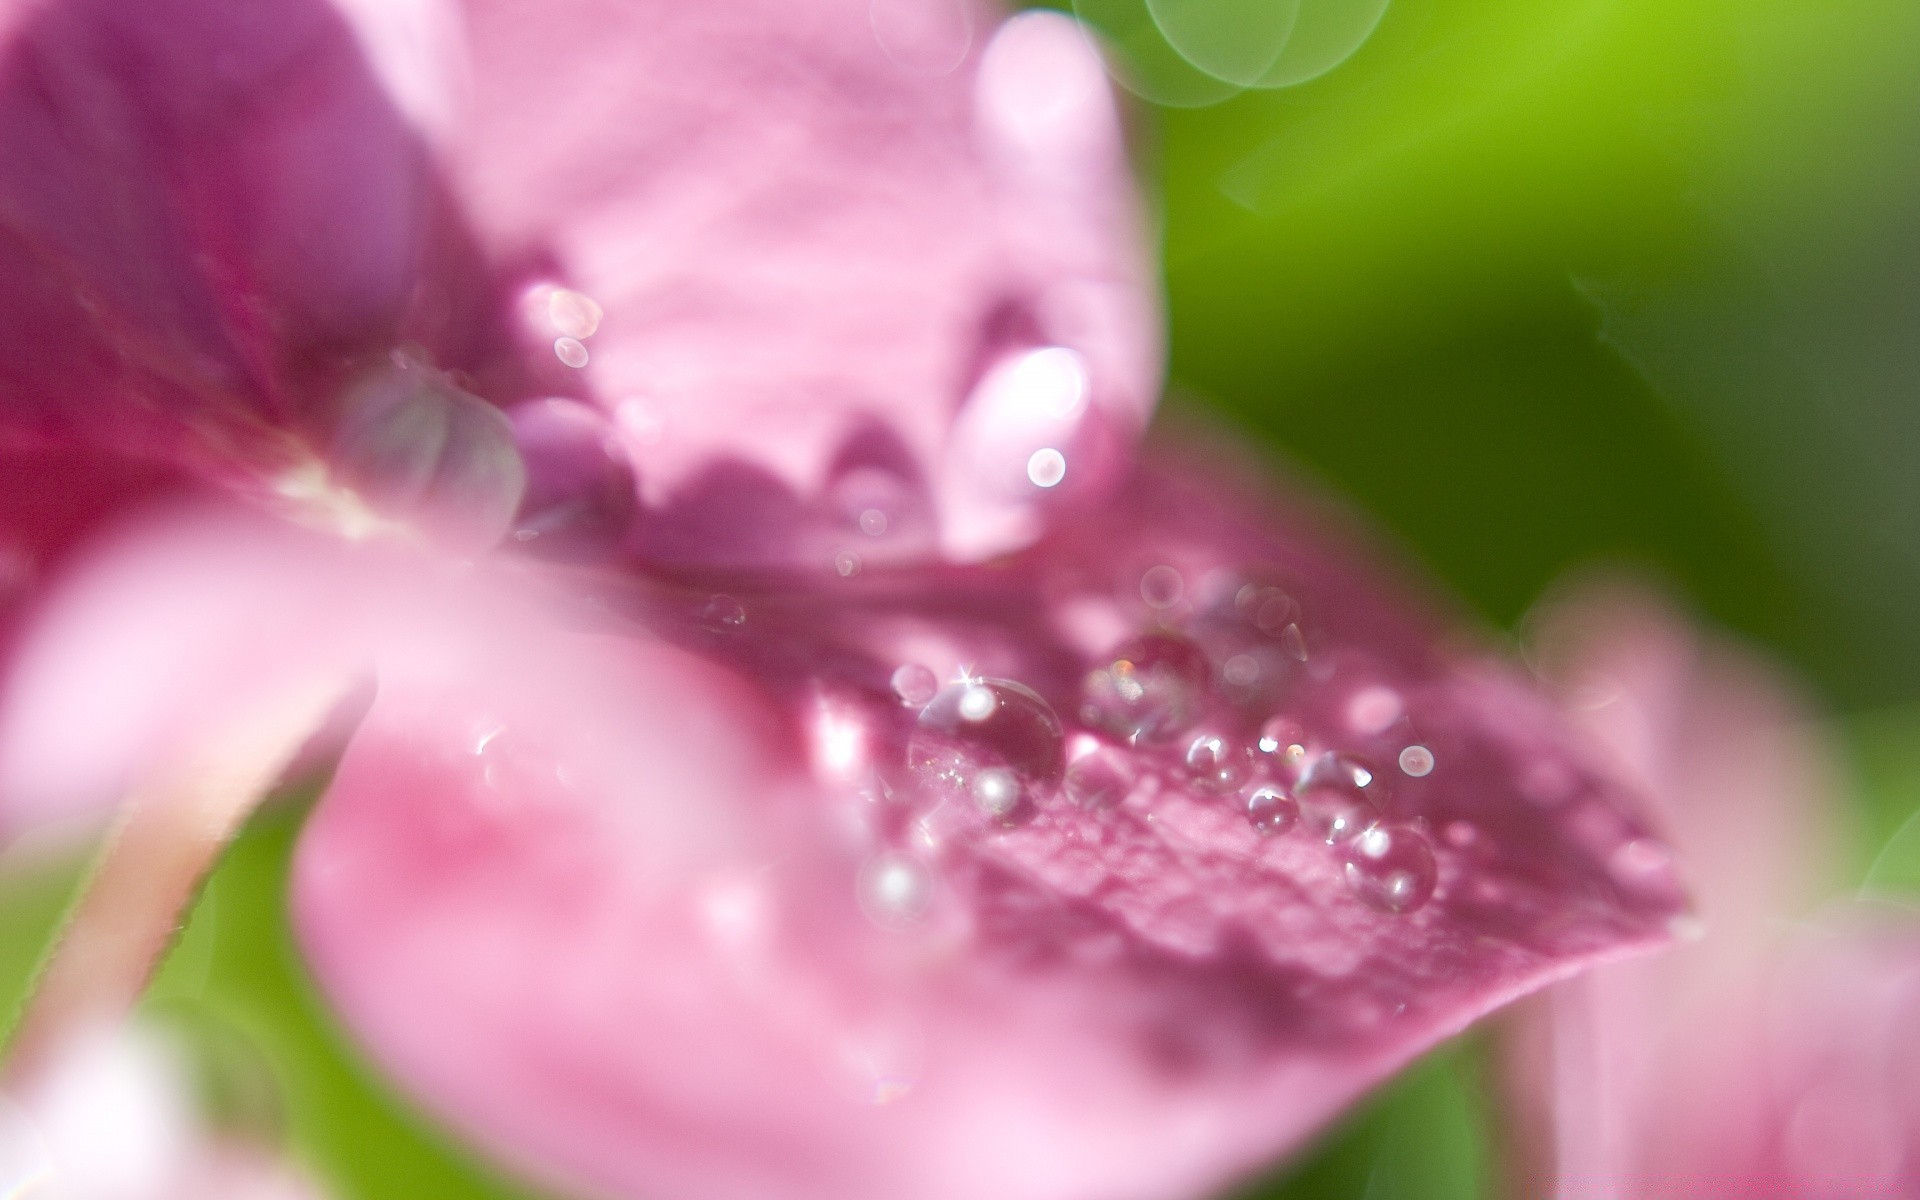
[294,453,1681,1200]
[0,0,450,475]
[442,1,1159,567]
[0,504,436,833]
[1508,586,1920,1199]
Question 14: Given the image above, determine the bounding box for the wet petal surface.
[295,456,1684,1200]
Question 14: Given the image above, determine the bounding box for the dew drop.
[554,336,589,368]
[1297,751,1385,843]
[1233,583,1298,634]
[506,398,638,558]
[1280,623,1309,662]
[1343,823,1438,914]
[1081,631,1212,744]
[890,664,939,707]
[970,767,1022,818]
[1398,744,1435,778]
[834,550,862,577]
[1183,732,1252,793]
[546,288,604,339]
[1139,564,1184,609]
[1027,447,1067,488]
[1245,784,1298,837]
[702,595,746,630]
[1347,685,1403,735]
[1222,654,1260,686]
[859,507,890,536]
[1064,748,1131,809]
[1609,837,1679,893]
[1256,716,1309,767]
[909,678,1066,811]
[858,852,934,928]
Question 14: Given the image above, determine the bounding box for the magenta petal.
[443,1,1159,567]
[294,456,1682,1200]
[0,0,440,466]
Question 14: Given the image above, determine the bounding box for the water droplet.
[890,664,939,707]
[1280,623,1308,662]
[970,767,1022,818]
[1222,654,1260,686]
[834,550,862,577]
[1245,784,1298,836]
[1297,751,1385,843]
[554,336,589,368]
[909,678,1065,810]
[1343,823,1438,914]
[1256,715,1309,766]
[1347,685,1403,735]
[546,288,604,339]
[1027,447,1067,488]
[1442,820,1478,849]
[1064,748,1131,809]
[1140,564,1184,609]
[1609,837,1679,892]
[1234,583,1297,634]
[1398,744,1435,778]
[1183,732,1252,793]
[858,852,934,927]
[859,507,889,536]
[1081,632,1212,744]
[329,355,527,551]
[506,398,638,558]
[702,595,746,630]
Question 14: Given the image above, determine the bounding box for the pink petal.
[441,1,1159,567]
[1507,587,1904,1198]
[294,453,1683,1200]
[0,0,450,474]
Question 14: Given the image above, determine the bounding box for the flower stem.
[2,685,343,1087]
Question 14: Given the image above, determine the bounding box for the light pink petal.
[295,453,1682,1200]
[0,0,452,475]
[1508,586,1869,1198]
[442,1,1159,567]
[0,503,446,833]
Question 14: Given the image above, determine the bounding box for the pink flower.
[0,1,1688,1198]
[1511,585,1920,1198]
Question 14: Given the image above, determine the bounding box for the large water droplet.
[701,595,746,630]
[1256,715,1309,768]
[330,355,527,551]
[1080,632,1211,744]
[1342,823,1438,914]
[1183,731,1252,793]
[909,679,1065,815]
[1297,751,1385,843]
[506,398,638,558]
[1064,748,1132,809]
[1245,784,1297,836]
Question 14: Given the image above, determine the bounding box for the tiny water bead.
[1398,745,1435,778]
[1139,564,1184,609]
[1280,624,1308,662]
[908,679,1065,814]
[554,336,590,368]
[1233,582,1297,635]
[834,550,862,577]
[1080,631,1212,744]
[890,664,939,707]
[857,852,934,928]
[1342,823,1438,914]
[1222,654,1260,687]
[1064,749,1132,809]
[701,595,747,630]
[1256,716,1309,767]
[1183,732,1252,794]
[1244,784,1298,837]
[1026,447,1067,488]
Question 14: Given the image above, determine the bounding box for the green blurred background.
[7,0,1920,1195]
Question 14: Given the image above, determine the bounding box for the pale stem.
[2,684,344,1088]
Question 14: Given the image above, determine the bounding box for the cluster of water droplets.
[833,561,1462,927]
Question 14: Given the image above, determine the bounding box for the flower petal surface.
[442,0,1159,566]
[294,455,1683,1200]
